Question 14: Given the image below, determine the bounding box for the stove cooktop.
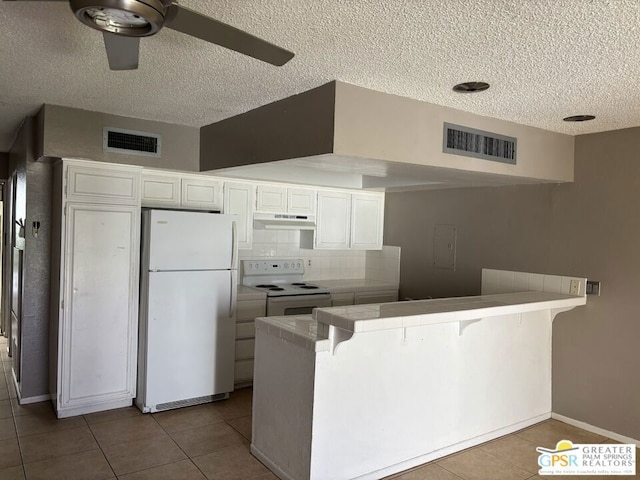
[241,259,330,297]
[250,282,329,297]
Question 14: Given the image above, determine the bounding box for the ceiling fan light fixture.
[563,115,596,122]
[453,81,490,93]
[69,0,167,37]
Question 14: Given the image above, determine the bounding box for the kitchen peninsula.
[251,269,587,480]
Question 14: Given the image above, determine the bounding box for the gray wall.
[384,126,640,440]
[40,104,200,172]
[7,117,51,399]
[548,127,640,440]
[384,184,555,300]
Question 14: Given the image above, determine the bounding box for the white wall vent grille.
[103,127,161,157]
[443,122,516,164]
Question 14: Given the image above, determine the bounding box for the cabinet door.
[141,172,180,207]
[256,185,287,212]
[60,203,140,409]
[66,163,140,205]
[350,192,384,250]
[354,290,398,305]
[181,177,223,210]
[316,191,351,249]
[223,182,255,250]
[288,188,316,215]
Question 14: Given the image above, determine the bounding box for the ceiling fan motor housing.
[69,0,168,37]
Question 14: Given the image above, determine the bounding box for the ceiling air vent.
[103,127,161,157]
[443,122,516,165]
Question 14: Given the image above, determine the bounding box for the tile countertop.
[313,291,587,334]
[255,315,330,352]
[311,279,399,293]
[256,291,586,353]
[237,285,267,301]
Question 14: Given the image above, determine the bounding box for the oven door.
[267,294,332,316]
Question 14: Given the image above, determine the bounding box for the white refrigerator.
[136,209,238,413]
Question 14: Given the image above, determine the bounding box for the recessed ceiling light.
[452,81,490,93]
[563,115,596,122]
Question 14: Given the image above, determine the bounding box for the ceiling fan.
[5,0,295,70]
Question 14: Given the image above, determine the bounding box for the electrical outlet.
[569,279,581,295]
[307,259,312,267]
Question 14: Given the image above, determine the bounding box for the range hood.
[253,213,316,230]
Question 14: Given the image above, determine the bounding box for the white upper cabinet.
[66,162,140,205]
[315,191,351,249]
[256,185,287,212]
[350,192,384,250]
[181,176,223,210]
[141,171,180,207]
[287,188,316,215]
[256,185,316,215]
[223,182,255,250]
[314,190,384,250]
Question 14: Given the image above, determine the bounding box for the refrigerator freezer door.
[145,209,236,271]
[142,270,235,409]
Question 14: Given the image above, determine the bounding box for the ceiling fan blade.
[103,32,139,70]
[164,3,294,66]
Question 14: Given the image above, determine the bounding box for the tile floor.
[0,336,637,480]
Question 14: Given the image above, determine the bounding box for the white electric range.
[241,259,332,316]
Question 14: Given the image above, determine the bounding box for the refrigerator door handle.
[230,221,238,269]
[229,269,237,318]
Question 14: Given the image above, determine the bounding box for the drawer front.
[67,164,140,205]
[236,300,266,322]
[234,359,254,382]
[235,339,255,360]
[236,321,256,339]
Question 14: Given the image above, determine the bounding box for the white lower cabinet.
[54,202,140,417]
[234,298,265,385]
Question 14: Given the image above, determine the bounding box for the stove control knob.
[284,262,289,269]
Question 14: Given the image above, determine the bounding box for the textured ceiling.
[1,0,640,152]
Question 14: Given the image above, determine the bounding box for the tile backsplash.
[481,269,587,297]
[238,230,401,282]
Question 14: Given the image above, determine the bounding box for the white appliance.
[241,259,332,316]
[137,209,238,413]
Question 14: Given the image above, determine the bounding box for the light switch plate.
[433,225,457,270]
[586,280,601,296]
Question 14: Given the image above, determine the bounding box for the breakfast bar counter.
[251,270,587,480]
